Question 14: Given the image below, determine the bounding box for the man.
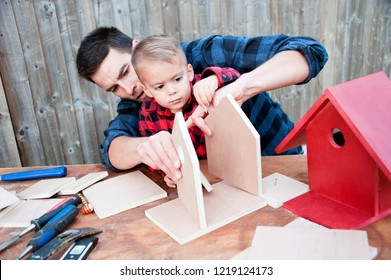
[76,26,328,185]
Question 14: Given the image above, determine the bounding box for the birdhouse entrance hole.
[331,128,345,147]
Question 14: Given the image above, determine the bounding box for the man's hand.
[137,131,182,181]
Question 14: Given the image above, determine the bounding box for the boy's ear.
[187,64,194,81]
[132,39,140,48]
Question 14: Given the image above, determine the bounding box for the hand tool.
[0,194,81,252]
[0,166,67,181]
[17,204,78,260]
[27,227,102,260]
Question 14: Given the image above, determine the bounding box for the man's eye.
[123,66,129,76]
[111,85,118,93]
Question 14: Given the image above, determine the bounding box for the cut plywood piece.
[0,198,63,227]
[82,170,167,219]
[146,181,267,244]
[58,171,108,195]
[261,173,309,208]
[171,112,206,229]
[17,177,76,199]
[0,187,19,210]
[200,171,213,192]
[233,217,377,260]
[205,94,261,196]
[247,226,370,260]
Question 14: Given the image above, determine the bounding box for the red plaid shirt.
[139,67,240,160]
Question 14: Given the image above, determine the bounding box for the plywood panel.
[82,171,167,219]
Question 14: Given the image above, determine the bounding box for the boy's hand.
[186,106,212,137]
[193,75,218,107]
[164,175,177,188]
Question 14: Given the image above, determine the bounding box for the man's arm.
[213,50,309,106]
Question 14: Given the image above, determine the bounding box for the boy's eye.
[175,76,182,82]
[155,85,164,91]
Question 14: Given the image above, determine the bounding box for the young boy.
[131,35,240,186]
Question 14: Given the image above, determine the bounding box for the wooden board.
[58,171,108,195]
[261,172,309,208]
[82,170,167,219]
[171,112,206,229]
[247,226,370,260]
[232,217,376,260]
[16,177,76,199]
[0,187,19,210]
[0,198,63,227]
[205,94,261,196]
[146,181,267,244]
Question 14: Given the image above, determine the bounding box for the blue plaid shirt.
[101,34,328,170]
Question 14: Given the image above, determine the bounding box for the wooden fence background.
[0,0,390,168]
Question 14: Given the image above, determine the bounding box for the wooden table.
[0,155,390,260]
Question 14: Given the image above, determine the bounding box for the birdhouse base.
[283,191,391,229]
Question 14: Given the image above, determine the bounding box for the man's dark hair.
[76,26,133,81]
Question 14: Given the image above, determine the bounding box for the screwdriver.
[0,194,81,252]
[17,204,78,260]
[0,166,67,181]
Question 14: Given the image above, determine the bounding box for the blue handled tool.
[17,204,78,260]
[0,195,81,252]
[0,166,67,181]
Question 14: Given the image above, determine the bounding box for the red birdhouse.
[275,71,391,229]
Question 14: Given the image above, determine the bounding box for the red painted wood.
[277,71,391,229]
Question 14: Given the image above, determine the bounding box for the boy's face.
[90,45,147,102]
[137,54,194,113]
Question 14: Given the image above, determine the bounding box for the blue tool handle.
[0,166,67,181]
[28,205,78,250]
[31,195,82,231]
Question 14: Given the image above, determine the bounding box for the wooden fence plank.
[33,0,84,164]
[0,0,46,167]
[0,74,21,168]
[11,0,66,165]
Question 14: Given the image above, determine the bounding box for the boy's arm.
[193,67,241,107]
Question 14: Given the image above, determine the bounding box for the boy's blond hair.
[131,34,187,72]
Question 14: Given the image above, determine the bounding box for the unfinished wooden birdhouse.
[275,71,391,229]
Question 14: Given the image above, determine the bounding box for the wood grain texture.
[205,94,261,196]
[58,171,108,195]
[0,156,390,260]
[82,170,167,219]
[1,0,390,167]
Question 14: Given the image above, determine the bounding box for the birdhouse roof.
[275,71,391,180]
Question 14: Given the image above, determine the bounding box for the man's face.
[90,47,147,101]
[137,54,194,113]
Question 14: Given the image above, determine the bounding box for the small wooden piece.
[17,177,76,199]
[0,198,63,227]
[82,170,167,219]
[246,226,370,260]
[58,171,108,195]
[0,187,19,210]
[171,112,206,229]
[261,172,309,208]
[205,94,262,196]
